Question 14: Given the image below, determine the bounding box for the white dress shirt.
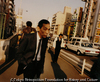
[53,37,64,49]
[33,32,42,61]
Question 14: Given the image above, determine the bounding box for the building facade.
[5,0,16,39]
[50,11,65,37]
[93,0,100,43]
[50,6,72,37]
[68,7,83,39]
[0,0,6,39]
[15,8,23,33]
[0,0,15,39]
[81,0,100,43]
[63,6,72,36]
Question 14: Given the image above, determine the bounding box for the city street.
[0,0,100,81]
[62,49,98,64]
[0,49,89,82]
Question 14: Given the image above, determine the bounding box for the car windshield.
[94,44,100,47]
[81,43,93,48]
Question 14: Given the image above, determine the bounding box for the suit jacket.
[90,57,100,80]
[23,27,36,34]
[16,32,48,75]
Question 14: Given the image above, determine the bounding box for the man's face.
[39,23,50,38]
[59,35,63,39]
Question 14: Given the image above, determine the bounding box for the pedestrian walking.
[23,21,36,35]
[17,21,36,46]
[15,19,50,82]
[53,34,64,63]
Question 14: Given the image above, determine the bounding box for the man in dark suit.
[16,19,50,81]
[53,34,64,63]
[17,21,36,46]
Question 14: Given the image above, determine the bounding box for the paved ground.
[41,50,89,79]
[0,50,89,82]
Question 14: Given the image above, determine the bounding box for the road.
[0,50,89,82]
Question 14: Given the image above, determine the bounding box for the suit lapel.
[40,38,47,55]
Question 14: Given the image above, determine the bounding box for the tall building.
[69,7,83,38]
[5,0,16,38]
[0,0,15,39]
[63,6,72,36]
[93,0,100,43]
[81,0,100,43]
[16,8,23,33]
[50,6,72,37]
[0,0,6,39]
[50,11,65,37]
[47,17,52,27]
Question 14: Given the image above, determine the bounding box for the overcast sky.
[14,0,85,25]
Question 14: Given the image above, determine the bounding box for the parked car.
[92,43,100,50]
[65,41,100,56]
[65,37,89,49]
[67,37,89,43]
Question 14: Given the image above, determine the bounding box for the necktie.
[35,39,41,61]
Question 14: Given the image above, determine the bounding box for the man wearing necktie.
[16,19,50,81]
[53,34,63,63]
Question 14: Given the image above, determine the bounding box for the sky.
[14,0,85,26]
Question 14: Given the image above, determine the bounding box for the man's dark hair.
[59,34,63,36]
[38,19,50,28]
[26,21,32,27]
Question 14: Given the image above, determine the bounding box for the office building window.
[94,37,100,43]
[97,22,100,28]
[96,30,100,35]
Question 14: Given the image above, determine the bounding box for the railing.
[59,49,92,75]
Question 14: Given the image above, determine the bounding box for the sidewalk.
[0,50,89,82]
[40,50,89,80]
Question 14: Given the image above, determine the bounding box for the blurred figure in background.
[22,21,36,36]
[17,21,36,46]
[53,34,64,63]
